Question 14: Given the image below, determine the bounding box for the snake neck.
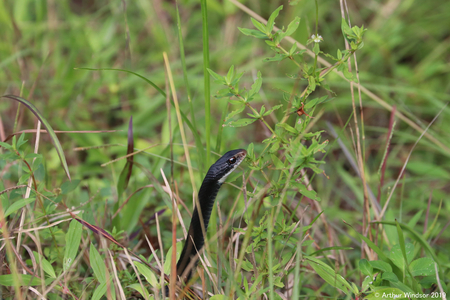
[176,178,221,282]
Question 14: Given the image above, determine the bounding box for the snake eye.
[228,157,237,165]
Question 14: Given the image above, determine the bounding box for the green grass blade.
[373,220,438,262]
[175,2,204,175]
[75,67,166,98]
[2,95,71,181]
[201,0,211,166]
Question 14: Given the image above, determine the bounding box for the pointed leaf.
[305,256,351,294]
[64,219,82,271]
[225,118,257,127]
[33,251,56,278]
[91,281,107,300]
[263,54,287,62]
[90,244,107,283]
[251,18,267,34]
[0,274,41,286]
[134,262,159,288]
[266,6,283,33]
[224,105,245,124]
[249,71,262,98]
[238,27,268,39]
[127,283,151,299]
[282,16,301,38]
[4,198,36,218]
[226,65,235,85]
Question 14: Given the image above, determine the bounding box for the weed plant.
[0,0,449,299]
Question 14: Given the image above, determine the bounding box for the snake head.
[206,149,247,184]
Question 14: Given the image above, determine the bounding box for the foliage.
[1,0,449,299]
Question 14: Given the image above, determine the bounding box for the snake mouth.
[235,149,247,161]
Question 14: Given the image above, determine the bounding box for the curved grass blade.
[75,67,166,98]
[1,95,71,181]
[373,220,438,262]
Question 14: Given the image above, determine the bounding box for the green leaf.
[2,95,71,181]
[226,65,235,85]
[64,219,82,271]
[341,18,353,39]
[127,283,151,299]
[289,44,298,56]
[134,262,159,288]
[207,68,227,85]
[282,16,301,38]
[90,244,107,283]
[358,259,373,277]
[210,296,229,300]
[231,71,244,86]
[0,141,14,150]
[33,251,56,278]
[225,118,257,127]
[263,104,283,116]
[407,161,450,179]
[409,258,435,277]
[207,68,223,81]
[4,198,36,218]
[270,154,285,170]
[238,27,268,39]
[390,243,414,270]
[263,54,287,62]
[251,18,267,34]
[276,123,298,134]
[305,256,351,294]
[313,43,320,55]
[308,75,316,91]
[266,6,283,33]
[304,96,329,109]
[382,272,399,283]
[61,179,81,195]
[163,243,182,274]
[224,105,245,124]
[369,260,392,273]
[0,274,41,286]
[91,281,107,300]
[249,71,262,98]
[292,182,321,201]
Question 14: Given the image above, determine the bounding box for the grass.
[1,0,449,299]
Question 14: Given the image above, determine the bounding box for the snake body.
[175,149,247,283]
